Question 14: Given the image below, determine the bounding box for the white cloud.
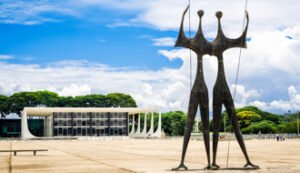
[0,1,76,25]
[152,37,175,47]
[56,84,92,97]
[231,84,260,107]
[248,85,300,112]
[0,55,14,60]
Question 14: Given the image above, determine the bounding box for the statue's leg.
[224,96,259,169]
[172,92,199,171]
[211,97,222,169]
[199,97,211,169]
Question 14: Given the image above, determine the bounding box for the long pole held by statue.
[297,112,299,136]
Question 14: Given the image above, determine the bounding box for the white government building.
[21,107,162,139]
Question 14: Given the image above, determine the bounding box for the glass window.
[58,128,62,135]
[54,129,58,136]
[82,128,86,136]
[68,128,72,135]
[63,129,67,136]
[77,128,81,135]
[73,129,77,136]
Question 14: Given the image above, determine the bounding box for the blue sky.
[0,8,180,69]
[0,0,300,114]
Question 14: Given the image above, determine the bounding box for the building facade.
[21,107,161,139]
[52,112,128,137]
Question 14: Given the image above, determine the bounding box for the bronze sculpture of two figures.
[173,6,259,170]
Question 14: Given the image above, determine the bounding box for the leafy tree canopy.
[0,91,137,117]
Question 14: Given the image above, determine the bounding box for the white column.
[134,113,141,136]
[49,114,53,137]
[141,113,147,137]
[147,112,154,135]
[153,112,162,138]
[129,114,135,136]
[21,110,36,140]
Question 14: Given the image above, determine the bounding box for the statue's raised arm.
[175,5,192,48]
[224,11,249,49]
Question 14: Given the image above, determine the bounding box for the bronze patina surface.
[173,6,258,170]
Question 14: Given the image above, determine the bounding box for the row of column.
[129,112,161,138]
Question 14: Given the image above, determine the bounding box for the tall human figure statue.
[210,11,258,169]
[172,5,211,170]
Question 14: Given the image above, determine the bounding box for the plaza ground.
[0,138,299,173]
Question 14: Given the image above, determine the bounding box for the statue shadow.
[167,167,260,172]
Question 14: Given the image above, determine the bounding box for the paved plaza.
[0,138,299,173]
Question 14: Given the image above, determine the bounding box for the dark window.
[58,128,62,135]
[63,129,67,136]
[82,129,86,136]
[54,129,58,136]
[68,128,72,135]
[105,128,109,135]
[100,129,105,136]
[77,128,81,135]
[73,129,77,136]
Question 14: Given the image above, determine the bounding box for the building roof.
[23,107,158,116]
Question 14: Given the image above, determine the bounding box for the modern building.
[21,107,161,139]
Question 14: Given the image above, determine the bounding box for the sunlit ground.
[0,138,299,173]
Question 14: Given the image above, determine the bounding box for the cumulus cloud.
[0,55,14,60]
[152,37,175,47]
[248,85,300,112]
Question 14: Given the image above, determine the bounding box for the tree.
[9,92,40,115]
[107,93,137,107]
[241,120,278,134]
[237,110,262,129]
[0,95,9,118]
[278,121,298,133]
[161,111,186,136]
[1,91,137,117]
